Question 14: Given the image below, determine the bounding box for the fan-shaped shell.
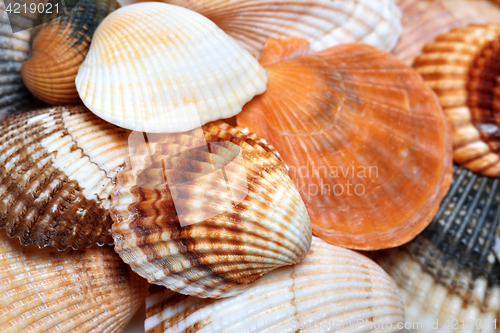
[0,106,130,250]
[76,2,267,133]
[0,2,35,121]
[159,0,402,58]
[372,165,500,332]
[0,229,147,333]
[413,24,500,176]
[236,37,453,250]
[111,121,312,298]
[393,0,500,65]
[21,0,118,105]
[145,237,404,333]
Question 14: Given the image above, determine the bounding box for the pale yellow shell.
[76,2,268,133]
[111,121,312,298]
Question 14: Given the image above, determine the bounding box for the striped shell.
[145,237,404,333]
[237,37,453,250]
[414,24,500,176]
[373,165,500,332]
[111,121,312,298]
[21,0,118,105]
[0,106,129,250]
[76,2,267,133]
[0,2,35,121]
[393,0,500,65]
[160,0,402,57]
[0,229,148,333]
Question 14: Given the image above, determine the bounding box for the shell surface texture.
[0,229,147,333]
[111,121,312,298]
[76,2,268,133]
[236,36,453,250]
[373,164,500,332]
[393,0,500,65]
[160,0,403,58]
[21,0,118,105]
[0,106,130,250]
[414,24,500,176]
[145,237,404,333]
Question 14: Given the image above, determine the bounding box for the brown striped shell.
[0,106,129,250]
[414,24,500,176]
[21,0,118,105]
[0,229,148,333]
[111,121,312,298]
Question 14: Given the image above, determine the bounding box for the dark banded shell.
[111,121,312,298]
[0,106,129,250]
[21,0,118,105]
[372,165,500,330]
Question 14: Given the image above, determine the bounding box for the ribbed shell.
[393,0,500,65]
[160,0,402,57]
[0,229,148,333]
[21,0,118,105]
[0,106,130,250]
[111,121,312,298]
[414,24,500,176]
[0,2,35,121]
[373,165,500,332]
[76,2,268,133]
[145,237,404,333]
[237,37,453,250]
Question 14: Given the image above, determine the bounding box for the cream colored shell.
[76,2,268,133]
[145,237,404,333]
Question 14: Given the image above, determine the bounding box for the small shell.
[160,0,402,58]
[0,229,147,333]
[372,165,500,332]
[145,237,404,333]
[76,2,268,133]
[111,121,312,298]
[393,0,500,65]
[21,0,118,105]
[0,106,129,250]
[237,37,453,250]
[413,24,500,176]
[0,3,35,121]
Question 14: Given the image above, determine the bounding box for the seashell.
[111,121,312,298]
[0,105,130,250]
[21,0,118,105]
[145,236,404,333]
[237,36,453,250]
[76,2,268,133]
[393,0,500,65]
[0,229,148,333]
[0,2,35,121]
[413,24,500,176]
[372,165,500,332]
[158,0,403,58]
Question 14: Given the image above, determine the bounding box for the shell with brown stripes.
[0,106,129,250]
[111,121,312,298]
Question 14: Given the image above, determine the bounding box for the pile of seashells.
[0,0,499,332]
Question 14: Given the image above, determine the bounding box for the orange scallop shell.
[237,37,453,250]
[414,24,500,176]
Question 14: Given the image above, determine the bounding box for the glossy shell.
[145,237,404,333]
[373,165,500,332]
[161,0,402,57]
[21,0,118,105]
[414,24,500,176]
[0,229,147,333]
[76,2,267,133]
[237,37,453,250]
[0,106,129,250]
[394,0,500,65]
[111,121,312,298]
